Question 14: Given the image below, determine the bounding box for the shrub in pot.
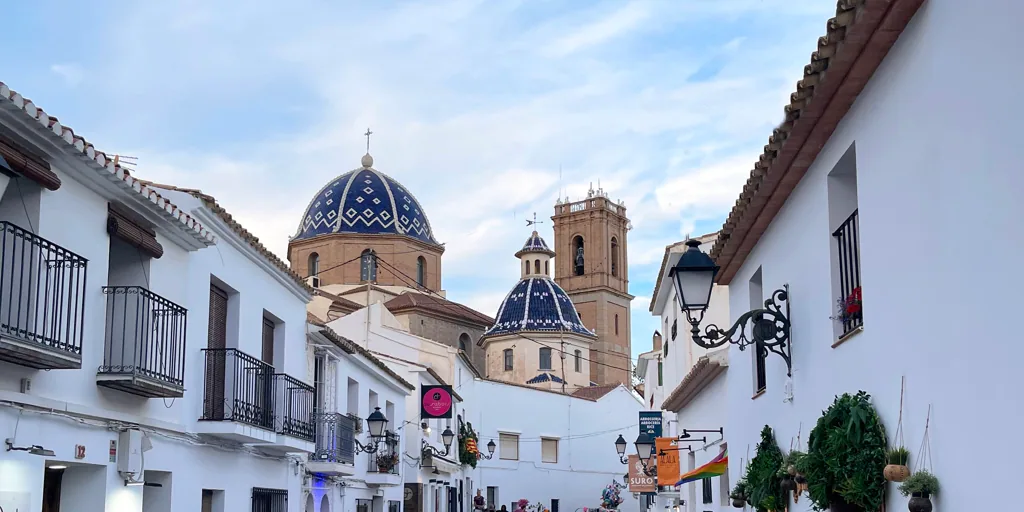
[898,470,939,512]
[884,447,911,482]
[730,479,748,509]
[745,426,785,512]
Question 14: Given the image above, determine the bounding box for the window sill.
[751,389,766,400]
[831,326,864,349]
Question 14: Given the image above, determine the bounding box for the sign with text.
[405,483,422,512]
[421,385,454,419]
[627,455,657,493]
[656,437,680,487]
[638,411,663,438]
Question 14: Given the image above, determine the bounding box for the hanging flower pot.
[731,498,746,509]
[829,496,861,512]
[884,464,910,482]
[780,475,796,494]
[907,492,932,512]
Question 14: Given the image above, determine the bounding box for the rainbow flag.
[675,450,728,485]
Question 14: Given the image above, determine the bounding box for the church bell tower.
[552,184,634,386]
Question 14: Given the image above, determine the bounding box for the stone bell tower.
[552,184,633,386]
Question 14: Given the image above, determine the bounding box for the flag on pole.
[675,450,728,486]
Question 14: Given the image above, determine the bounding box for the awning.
[107,204,164,258]
[0,135,61,190]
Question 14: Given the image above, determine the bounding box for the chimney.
[652,331,662,352]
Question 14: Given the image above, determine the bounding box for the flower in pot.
[729,480,748,509]
[884,447,911,482]
[898,470,939,512]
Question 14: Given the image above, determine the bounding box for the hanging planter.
[898,470,938,512]
[729,479,748,509]
[745,426,785,512]
[884,447,911,482]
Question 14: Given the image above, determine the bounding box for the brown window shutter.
[262,317,275,366]
[0,135,61,191]
[208,286,228,349]
[205,285,229,420]
[107,204,164,258]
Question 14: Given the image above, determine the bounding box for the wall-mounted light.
[4,438,55,457]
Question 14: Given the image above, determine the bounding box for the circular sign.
[405,487,413,501]
[422,386,453,418]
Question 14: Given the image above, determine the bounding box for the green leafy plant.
[887,447,910,466]
[459,421,480,468]
[804,391,888,511]
[730,479,749,499]
[746,426,785,511]
[898,470,939,497]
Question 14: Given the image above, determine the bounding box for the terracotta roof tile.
[482,377,598,401]
[661,356,726,412]
[141,181,313,294]
[709,0,925,284]
[0,82,216,247]
[316,327,416,391]
[384,292,494,327]
[570,384,620,400]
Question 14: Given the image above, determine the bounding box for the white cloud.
[50,64,84,86]
[546,2,652,57]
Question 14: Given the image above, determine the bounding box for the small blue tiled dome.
[483,277,595,338]
[515,231,555,257]
[293,159,438,245]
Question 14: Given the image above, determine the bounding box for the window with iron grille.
[252,487,287,512]
[827,144,862,340]
[389,500,401,512]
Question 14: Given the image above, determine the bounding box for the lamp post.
[478,439,497,460]
[615,433,657,476]
[669,239,793,376]
[422,426,457,458]
[354,407,389,453]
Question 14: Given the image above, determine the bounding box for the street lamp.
[634,433,655,461]
[615,433,656,476]
[355,407,389,453]
[669,239,793,376]
[614,434,628,463]
[422,426,456,458]
[478,439,497,460]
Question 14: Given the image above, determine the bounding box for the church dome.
[293,158,438,245]
[483,277,595,338]
[515,231,555,258]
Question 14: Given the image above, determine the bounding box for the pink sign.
[421,386,453,418]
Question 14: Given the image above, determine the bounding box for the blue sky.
[2,0,835,364]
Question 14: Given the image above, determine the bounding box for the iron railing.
[833,209,862,336]
[273,373,314,441]
[0,221,88,355]
[201,348,276,430]
[310,412,355,465]
[99,286,187,387]
[252,487,287,512]
[369,431,400,474]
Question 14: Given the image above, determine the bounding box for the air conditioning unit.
[307,276,321,288]
[117,429,145,476]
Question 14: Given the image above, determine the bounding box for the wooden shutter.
[205,285,229,419]
[262,317,275,365]
[107,204,164,258]
[0,134,61,190]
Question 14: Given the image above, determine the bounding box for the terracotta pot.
[884,464,911,482]
[731,498,746,508]
[908,493,932,512]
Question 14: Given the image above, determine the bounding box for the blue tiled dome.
[515,231,555,257]
[294,162,438,245]
[483,277,595,338]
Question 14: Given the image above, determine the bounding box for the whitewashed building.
[0,82,314,512]
[701,0,1020,511]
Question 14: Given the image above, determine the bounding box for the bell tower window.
[610,237,619,277]
[360,249,377,282]
[416,256,426,287]
[572,236,585,276]
[534,259,541,275]
[308,252,320,277]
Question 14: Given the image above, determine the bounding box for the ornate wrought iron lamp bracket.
[421,439,451,458]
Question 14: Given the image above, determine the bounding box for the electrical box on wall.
[117,429,144,475]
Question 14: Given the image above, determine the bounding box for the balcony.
[0,221,88,370]
[96,286,187,398]
[262,373,315,453]
[307,412,356,476]
[197,348,277,443]
[366,432,401,487]
[832,209,863,338]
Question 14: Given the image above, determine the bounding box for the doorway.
[41,466,63,512]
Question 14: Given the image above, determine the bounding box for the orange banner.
[656,437,680,486]
[627,455,656,493]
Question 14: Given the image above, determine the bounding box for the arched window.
[525,260,530,275]
[610,237,619,277]
[360,249,377,282]
[416,256,426,287]
[615,314,619,336]
[503,349,513,371]
[574,350,582,372]
[572,236,585,276]
[459,333,470,352]
[308,252,320,277]
[544,260,549,276]
[539,347,552,370]
[534,259,540,275]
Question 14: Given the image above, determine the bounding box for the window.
[614,314,619,336]
[252,487,287,512]
[702,477,713,504]
[308,252,319,277]
[524,260,530,275]
[534,259,540,275]
[671,319,677,340]
[657,360,663,386]
[360,249,377,282]
[503,349,513,371]
[356,499,372,512]
[544,260,549,276]
[417,256,426,287]
[750,267,766,394]
[459,333,470,352]
[261,315,275,366]
[541,438,558,463]
[663,337,668,357]
[539,347,552,370]
[572,236,585,276]
[828,144,862,339]
[486,487,497,509]
[610,237,619,277]
[389,501,401,512]
[574,350,582,372]
[499,433,519,460]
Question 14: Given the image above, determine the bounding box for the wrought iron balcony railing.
[310,412,356,465]
[0,221,88,369]
[368,431,400,474]
[273,373,314,442]
[98,286,187,397]
[201,348,276,430]
[832,209,863,336]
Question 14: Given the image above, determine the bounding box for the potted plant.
[788,450,809,499]
[898,470,938,512]
[376,453,398,472]
[745,426,785,512]
[832,286,862,325]
[730,479,748,508]
[777,461,796,496]
[884,447,911,482]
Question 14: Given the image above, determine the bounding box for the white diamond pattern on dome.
[483,277,594,338]
[295,167,437,244]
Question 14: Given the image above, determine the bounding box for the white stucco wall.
[671,372,729,512]
[723,2,1024,511]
